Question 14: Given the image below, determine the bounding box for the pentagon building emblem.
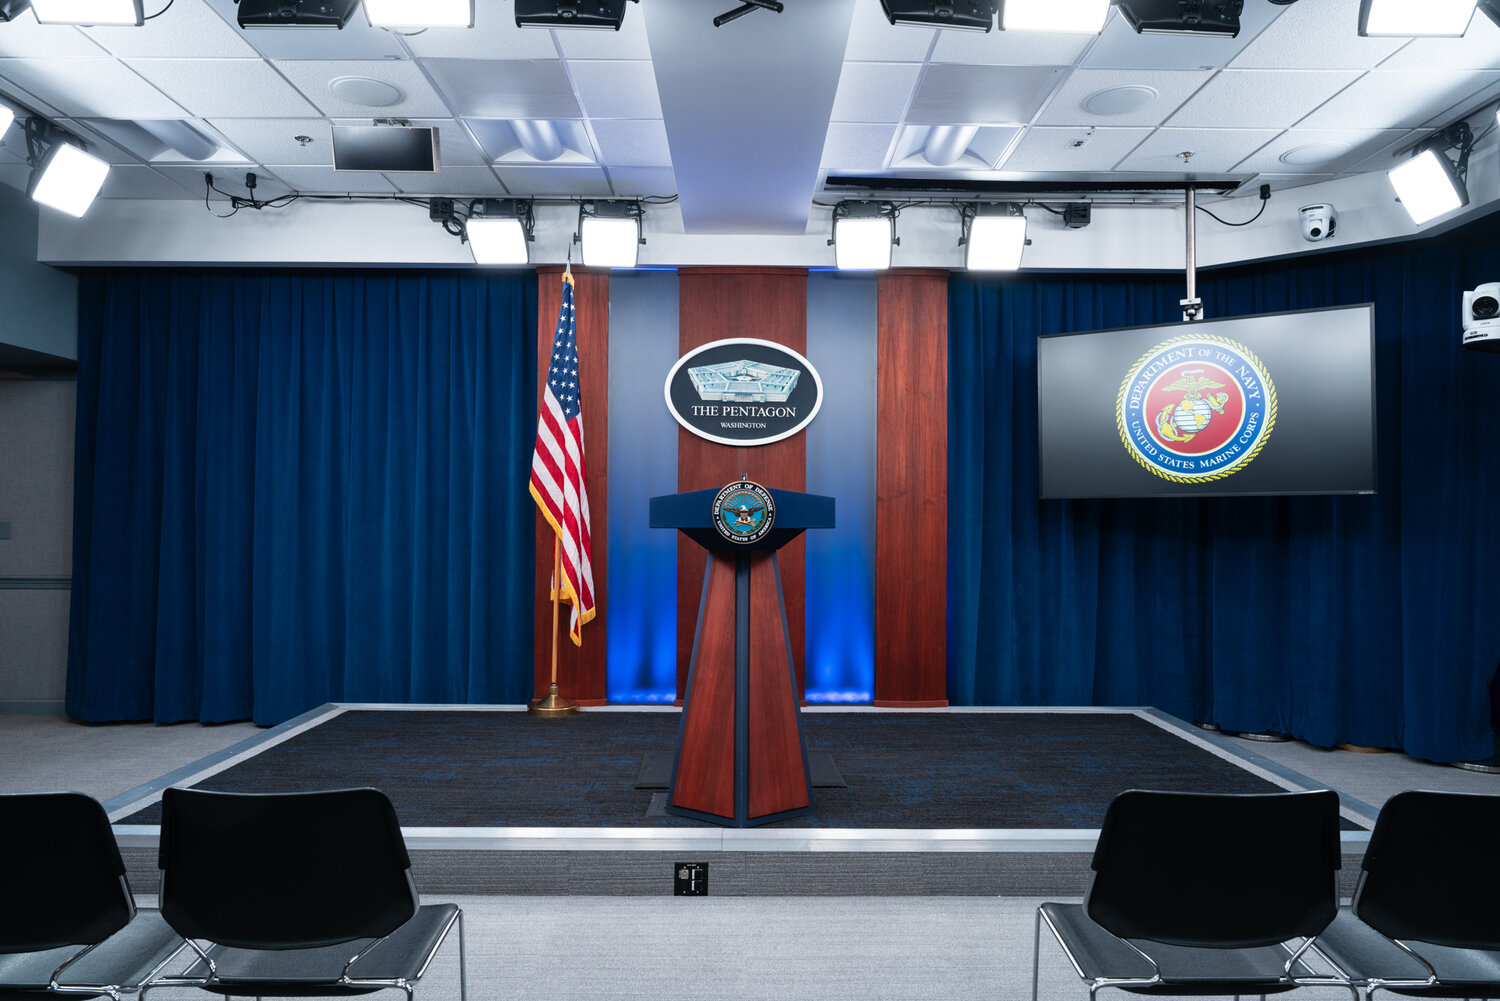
[665,337,823,447]
[689,360,801,403]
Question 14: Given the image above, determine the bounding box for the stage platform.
[106,705,1375,897]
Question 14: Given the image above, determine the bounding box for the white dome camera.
[1462,282,1500,352]
[1299,204,1337,242]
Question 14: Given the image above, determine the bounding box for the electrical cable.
[144,0,173,19]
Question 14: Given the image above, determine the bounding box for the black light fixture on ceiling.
[514,0,634,30]
[879,0,997,31]
[1116,0,1243,37]
[576,200,645,268]
[24,117,111,218]
[0,0,31,21]
[1387,122,1473,225]
[830,201,900,271]
[236,0,359,29]
[466,199,535,266]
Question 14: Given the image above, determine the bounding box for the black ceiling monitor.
[514,0,629,29]
[331,126,440,173]
[236,0,358,28]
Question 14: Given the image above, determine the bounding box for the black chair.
[1311,790,1500,1000]
[1033,789,1345,1001]
[146,788,465,1001]
[0,792,186,1001]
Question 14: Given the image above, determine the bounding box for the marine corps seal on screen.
[712,479,775,545]
[1116,334,1277,484]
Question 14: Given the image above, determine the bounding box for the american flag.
[529,271,595,645]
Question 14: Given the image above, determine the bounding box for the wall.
[0,182,77,360]
[0,376,76,714]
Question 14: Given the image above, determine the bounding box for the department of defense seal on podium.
[712,479,775,545]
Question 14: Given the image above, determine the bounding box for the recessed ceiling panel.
[843,0,934,62]
[493,164,612,197]
[274,60,453,119]
[124,58,321,118]
[590,119,671,167]
[0,19,107,58]
[1232,127,1408,174]
[1081,1,1284,71]
[83,0,257,59]
[1037,68,1212,127]
[830,62,922,124]
[1297,69,1500,130]
[644,0,857,234]
[424,59,582,119]
[998,126,1153,173]
[1230,0,1406,70]
[0,58,187,118]
[1166,69,1363,130]
[907,64,1066,125]
[207,118,333,165]
[569,61,663,120]
[1115,127,1282,173]
[821,122,898,169]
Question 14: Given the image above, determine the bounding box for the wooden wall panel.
[747,553,810,818]
[874,271,948,707]
[670,553,737,819]
[533,266,609,705]
[676,268,807,700]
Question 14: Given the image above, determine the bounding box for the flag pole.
[529,498,580,717]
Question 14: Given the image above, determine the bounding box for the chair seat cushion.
[1040,903,1312,994]
[180,903,459,995]
[0,910,183,997]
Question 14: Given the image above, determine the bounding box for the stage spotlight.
[1116,0,1242,37]
[999,0,1109,32]
[577,200,643,268]
[30,0,142,24]
[879,0,997,31]
[466,199,533,265]
[1358,0,1476,36]
[0,0,31,21]
[515,0,629,29]
[237,0,358,28]
[29,141,110,218]
[963,203,1027,271]
[364,0,472,28]
[831,201,898,271]
[1389,148,1468,225]
[0,105,14,138]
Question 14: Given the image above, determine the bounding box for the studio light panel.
[30,143,111,218]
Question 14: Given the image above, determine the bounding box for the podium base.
[528,683,580,718]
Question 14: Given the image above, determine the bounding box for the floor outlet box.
[674,862,707,895]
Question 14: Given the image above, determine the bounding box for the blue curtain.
[67,270,538,726]
[950,219,1500,763]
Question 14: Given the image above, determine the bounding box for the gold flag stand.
[529,536,580,717]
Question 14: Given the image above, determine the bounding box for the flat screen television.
[1037,304,1376,499]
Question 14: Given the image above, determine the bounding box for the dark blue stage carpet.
[120,710,1340,829]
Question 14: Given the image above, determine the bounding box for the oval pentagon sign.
[664,338,824,447]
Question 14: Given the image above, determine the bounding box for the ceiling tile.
[273,60,453,119]
[998,126,1152,173]
[606,165,676,197]
[1378,12,1500,71]
[1297,69,1500,130]
[261,165,399,194]
[124,58,321,118]
[1080,2,1286,70]
[821,122,897,169]
[423,59,581,119]
[1232,128,1410,175]
[590,119,671,166]
[842,0,934,62]
[1036,68,1212,127]
[931,25,1097,66]
[907,64,1065,125]
[207,118,333,166]
[1420,76,1500,128]
[1230,0,1406,70]
[556,9,652,59]
[0,20,106,58]
[1166,70,1364,130]
[1115,127,1282,173]
[493,164,612,197]
[568,61,662,120]
[383,165,502,196]
[156,163,264,197]
[83,1,258,59]
[400,7,561,60]
[0,58,186,118]
[197,0,405,60]
[829,62,920,123]
[98,164,199,199]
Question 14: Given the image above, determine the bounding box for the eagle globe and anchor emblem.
[1116,334,1278,484]
[712,478,776,545]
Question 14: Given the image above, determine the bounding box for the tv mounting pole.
[1182,186,1204,322]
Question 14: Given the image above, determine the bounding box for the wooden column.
[874,270,948,707]
[676,268,808,701]
[533,266,609,705]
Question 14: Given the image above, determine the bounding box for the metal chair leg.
[1032,908,1043,1001]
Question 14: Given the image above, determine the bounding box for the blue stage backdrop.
[67,271,538,725]
[949,216,1500,764]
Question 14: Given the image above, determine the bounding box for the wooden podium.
[650,487,835,827]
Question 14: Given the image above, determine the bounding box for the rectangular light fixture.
[833,204,895,271]
[30,0,142,25]
[0,105,14,137]
[466,218,528,265]
[236,0,357,28]
[515,0,628,29]
[579,203,640,268]
[364,0,472,28]
[879,0,996,31]
[29,142,110,218]
[999,0,1110,32]
[1358,0,1477,36]
[965,209,1027,270]
[1388,148,1468,225]
[1116,0,1241,37]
